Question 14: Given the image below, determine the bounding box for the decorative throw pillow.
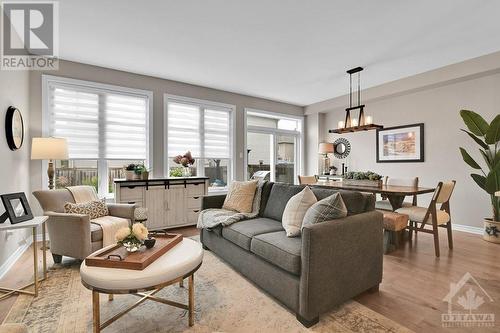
[282,186,317,237]
[223,180,258,213]
[302,193,348,229]
[64,199,109,219]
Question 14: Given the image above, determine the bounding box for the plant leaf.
[461,129,489,149]
[479,149,492,168]
[460,110,489,136]
[485,169,500,194]
[471,174,487,191]
[460,147,482,169]
[485,114,500,144]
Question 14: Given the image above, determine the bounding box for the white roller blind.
[205,109,230,158]
[167,102,201,157]
[49,87,99,159]
[104,94,148,159]
[47,83,149,160]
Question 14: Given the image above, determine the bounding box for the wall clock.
[5,106,24,150]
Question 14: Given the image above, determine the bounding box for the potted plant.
[173,151,195,177]
[134,164,150,180]
[124,163,137,180]
[459,110,500,243]
[115,223,149,252]
[343,171,383,187]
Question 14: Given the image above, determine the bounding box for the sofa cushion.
[312,188,370,215]
[258,181,274,216]
[222,218,284,250]
[90,222,103,242]
[251,231,302,275]
[262,183,304,221]
[282,186,317,237]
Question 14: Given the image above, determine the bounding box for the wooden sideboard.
[114,177,209,230]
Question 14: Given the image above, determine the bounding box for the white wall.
[310,71,500,228]
[0,70,31,273]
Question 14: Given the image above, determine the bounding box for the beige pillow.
[223,180,258,213]
[64,199,109,219]
[282,186,317,237]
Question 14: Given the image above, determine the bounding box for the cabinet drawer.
[187,196,202,209]
[187,209,201,224]
[187,183,204,196]
[119,186,143,201]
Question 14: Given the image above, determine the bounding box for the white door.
[166,185,187,227]
[144,186,167,230]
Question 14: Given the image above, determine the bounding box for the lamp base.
[48,160,55,190]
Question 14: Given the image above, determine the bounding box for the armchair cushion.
[64,199,109,219]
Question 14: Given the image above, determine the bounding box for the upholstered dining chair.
[298,175,318,185]
[396,181,456,257]
[375,176,419,211]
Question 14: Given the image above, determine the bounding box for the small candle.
[366,116,373,125]
[338,121,345,129]
[351,118,358,127]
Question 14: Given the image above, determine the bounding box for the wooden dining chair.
[396,181,456,257]
[375,177,419,211]
[298,175,318,185]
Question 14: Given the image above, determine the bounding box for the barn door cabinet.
[114,177,209,230]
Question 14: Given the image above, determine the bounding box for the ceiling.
[59,0,500,106]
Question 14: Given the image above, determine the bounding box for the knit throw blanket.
[197,181,264,229]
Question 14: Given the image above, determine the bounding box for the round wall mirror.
[5,106,24,151]
[333,138,351,159]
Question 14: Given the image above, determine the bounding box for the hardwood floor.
[1,227,499,332]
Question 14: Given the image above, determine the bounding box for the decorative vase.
[182,167,192,177]
[483,219,500,243]
[144,237,156,249]
[141,171,149,180]
[125,170,135,180]
[123,241,142,252]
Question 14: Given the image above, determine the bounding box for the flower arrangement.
[173,151,195,167]
[115,223,149,252]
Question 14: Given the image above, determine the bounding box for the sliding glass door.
[245,110,302,184]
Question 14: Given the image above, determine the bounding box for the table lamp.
[31,137,68,190]
[318,142,334,175]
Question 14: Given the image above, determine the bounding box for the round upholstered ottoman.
[80,238,203,332]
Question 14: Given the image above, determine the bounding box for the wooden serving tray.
[85,232,183,270]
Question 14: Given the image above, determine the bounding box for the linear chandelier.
[329,67,383,134]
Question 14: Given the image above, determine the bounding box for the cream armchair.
[33,188,135,263]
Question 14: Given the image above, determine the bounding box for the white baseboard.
[452,224,483,235]
[0,237,32,280]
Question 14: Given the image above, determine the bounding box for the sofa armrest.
[202,195,226,210]
[299,210,383,319]
[44,211,92,259]
[107,203,136,222]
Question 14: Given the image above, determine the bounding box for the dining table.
[311,180,436,211]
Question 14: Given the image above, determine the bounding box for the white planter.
[483,219,500,243]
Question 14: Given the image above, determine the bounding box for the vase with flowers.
[115,223,149,252]
[173,151,195,177]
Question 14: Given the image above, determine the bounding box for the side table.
[0,216,48,300]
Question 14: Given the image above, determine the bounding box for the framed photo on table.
[376,123,424,163]
[0,192,33,224]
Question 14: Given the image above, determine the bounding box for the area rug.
[4,249,412,333]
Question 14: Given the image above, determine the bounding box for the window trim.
[41,74,153,196]
[243,108,304,183]
[164,94,236,190]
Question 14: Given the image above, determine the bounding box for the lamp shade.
[318,142,334,154]
[31,137,69,160]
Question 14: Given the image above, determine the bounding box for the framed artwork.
[376,123,424,163]
[0,192,33,224]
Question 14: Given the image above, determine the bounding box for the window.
[43,75,152,196]
[165,95,234,191]
[245,109,303,184]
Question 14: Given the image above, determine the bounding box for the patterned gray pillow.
[302,193,348,229]
[64,199,109,220]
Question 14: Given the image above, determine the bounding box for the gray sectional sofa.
[200,182,384,327]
